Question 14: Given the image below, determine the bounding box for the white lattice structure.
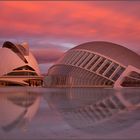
[46,41,140,88]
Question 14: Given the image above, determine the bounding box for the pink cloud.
[0,1,140,43]
[0,1,140,73]
[31,48,64,64]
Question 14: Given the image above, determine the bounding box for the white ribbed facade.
[45,41,140,88]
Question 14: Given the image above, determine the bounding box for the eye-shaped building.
[0,41,42,87]
[46,41,140,88]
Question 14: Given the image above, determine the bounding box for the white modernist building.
[46,41,140,88]
[0,41,43,86]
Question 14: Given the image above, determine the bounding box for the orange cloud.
[0,1,140,69]
[0,2,139,38]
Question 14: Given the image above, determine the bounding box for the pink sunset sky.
[0,1,140,73]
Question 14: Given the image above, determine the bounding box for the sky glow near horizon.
[0,1,140,73]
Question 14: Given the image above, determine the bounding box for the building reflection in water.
[0,88,40,132]
[0,87,140,135]
[43,88,140,134]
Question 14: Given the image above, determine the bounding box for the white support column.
[103,62,114,76]
[90,57,102,71]
[96,59,108,73]
[68,51,79,64]
[71,51,83,65]
[62,52,71,64]
[75,52,88,66]
[80,53,93,68]
[65,51,73,64]
[85,55,98,69]
[110,65,121,80]
[90,57,103,71]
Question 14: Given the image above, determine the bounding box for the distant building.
[45,41,140,88]
[0,41,43,87]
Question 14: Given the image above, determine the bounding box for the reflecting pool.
[0,87,140,139]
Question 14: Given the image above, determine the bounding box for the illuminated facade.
[45,41,140,88]
[0,41,43,87]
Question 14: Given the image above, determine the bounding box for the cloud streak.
[0,2,140,41]
[31,48,64,64]
[0,1,140,72]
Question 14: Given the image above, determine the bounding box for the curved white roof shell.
[0,41,40,76]
[71,41,140,69]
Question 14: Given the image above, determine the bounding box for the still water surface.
[0,87,139,140]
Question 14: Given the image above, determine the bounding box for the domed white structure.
[0,41,43,87]
[45,41,140,88]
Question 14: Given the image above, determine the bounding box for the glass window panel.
[64,51,74,64]
[87,55,100,70]
[130,71,140,79]
[72,51,85,65]
[77,52,89,66]
[105,63,118,78]
[6,71,37,76]
[68,51,80,64]
[98,60,111,75]
[121,77,140,87]
[112,67,125,81]
[92,58,106,72]
[81,53,94,68]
